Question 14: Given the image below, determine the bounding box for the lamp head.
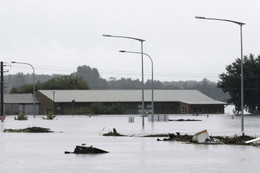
[195,16,206,19]
[119,50,126,53]
[102,34,112,37]
[11,61,16,63]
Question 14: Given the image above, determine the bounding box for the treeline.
[4,65,229,102]
[9,75,89,93]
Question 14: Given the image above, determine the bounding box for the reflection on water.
[1,114,260,173]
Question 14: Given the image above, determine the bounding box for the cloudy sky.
[1,0,259,82]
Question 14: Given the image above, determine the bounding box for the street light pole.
[103,34,146,129]
[195,16,245,134]
[11,61,36,117]
[119,50,154,122]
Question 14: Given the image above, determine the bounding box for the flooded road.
[1,114,260,173]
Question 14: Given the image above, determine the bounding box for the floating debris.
[99,128,256,146]
[3,127,53,133]
[158,131,255,146]
[102,128,126,136]
[143,134,169,138]
[245,137,260,145]
[191,130,211,143]
[65,145,109,154]
[212,135,255,145]
[169,119,202,121]
[162,132,192,142]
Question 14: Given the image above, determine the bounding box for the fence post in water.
[129,117,134,123]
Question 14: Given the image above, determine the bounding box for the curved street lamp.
[119,50,154,122]
[11,61,36,117]
[195,16,245,134]
[103,34,146,129]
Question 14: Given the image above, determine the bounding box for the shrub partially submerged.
[3,127,53,133]
[14,113,28,120]
[42,113,56,120]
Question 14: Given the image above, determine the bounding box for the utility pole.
[72,100,75,115]
[1,62,4,122]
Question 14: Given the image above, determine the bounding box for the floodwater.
[1,113,260,173]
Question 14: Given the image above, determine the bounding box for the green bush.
[42,113,56,120]
[14,113,28,120]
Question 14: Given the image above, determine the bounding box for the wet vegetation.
[42,113,56,120]
[158,133,255,146]
[3,127,53,133]
[212,135,255,145]
[14,113,28,120]
[103,129,256,146]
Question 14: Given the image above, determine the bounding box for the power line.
[9,63,221,79]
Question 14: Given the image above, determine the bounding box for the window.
[193,107,198,113]
[146,103,152,109]
[198,107,203,113]
[181,106,186,113]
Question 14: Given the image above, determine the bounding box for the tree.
[74,65,107,89]
[10,75,89,93]
[40,75,89,90]
[218,54,260,114]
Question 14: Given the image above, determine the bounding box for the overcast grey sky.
[1,0,260,82]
